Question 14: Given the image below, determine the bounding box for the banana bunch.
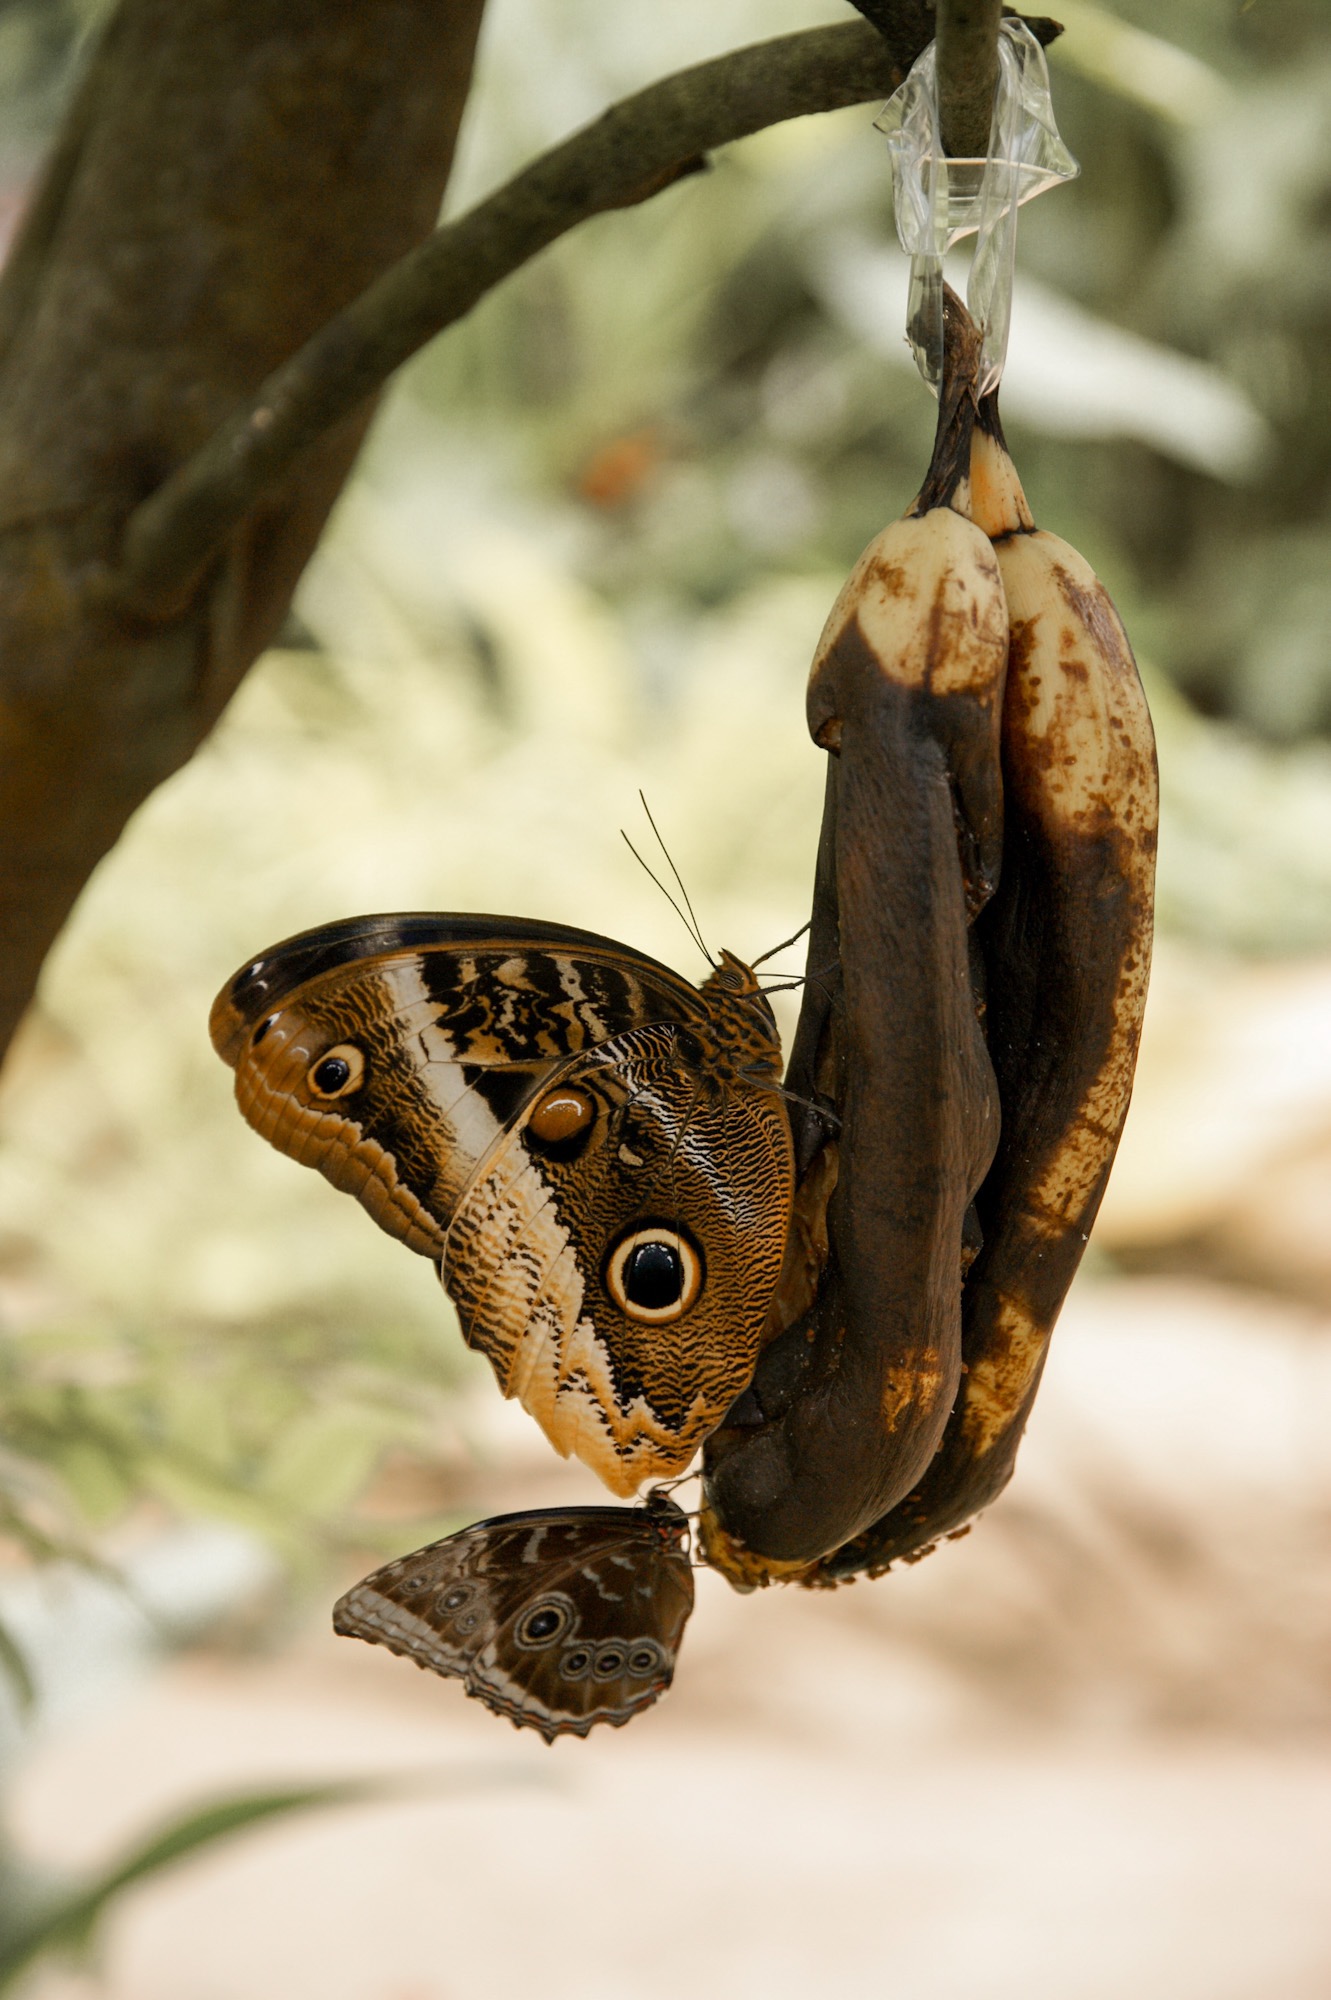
[814,380,1159,1582]
[702,292,1158,1589]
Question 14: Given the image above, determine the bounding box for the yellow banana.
[816,390,1158,1582]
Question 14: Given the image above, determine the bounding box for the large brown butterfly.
[211,914,794,1495]
[332,1496,694,1741]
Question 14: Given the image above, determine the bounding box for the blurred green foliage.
[0,1779,384,1991]
[0,0,1330,1776]
[432,0,1331,752]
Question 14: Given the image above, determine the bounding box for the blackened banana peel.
[700,302,1004,1582]
[818,390,1159,1583]
[702,297,1158,1589]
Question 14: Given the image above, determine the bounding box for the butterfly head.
[696,950,783,1084]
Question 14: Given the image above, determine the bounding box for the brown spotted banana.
[700,300,1005,1584]
[815,388,1158,1583]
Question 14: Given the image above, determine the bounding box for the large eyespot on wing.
[305,1044,365,1099]
[442,1026,795,1497]
[511,1594,578,1650]
[603,1226,703,1324]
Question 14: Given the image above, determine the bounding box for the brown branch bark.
[936,0,1004,155]
[0,2,1059,1068]
[846,4,1051,154]
[113,8,1059,618]
[110,19,917,618]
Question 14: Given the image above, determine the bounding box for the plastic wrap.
[877,21,1078,392]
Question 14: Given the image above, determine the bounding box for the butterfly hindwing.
[445,1026,795,1494]
[332,1499,695,1741]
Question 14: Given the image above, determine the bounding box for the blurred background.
[2,0,1331,1993]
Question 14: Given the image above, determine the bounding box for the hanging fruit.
[701,292,1006,1583]
[816,371,1158,1581]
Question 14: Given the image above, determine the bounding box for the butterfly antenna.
[620,831,711,966]
[638,792,712,965]
[750,919,811,970]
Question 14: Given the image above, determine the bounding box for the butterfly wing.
[332,1500,695,1741]
[444,1025,795,1495]
[210,914,709,1257]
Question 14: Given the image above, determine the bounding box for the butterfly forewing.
[212,912,794,1494]
[211,913,706,1063]
[212,915,710,1257]
[332,1500,695,1741]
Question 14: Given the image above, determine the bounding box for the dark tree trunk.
[0,0,487,1057]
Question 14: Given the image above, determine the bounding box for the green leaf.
[0,1782,361,1987]
[47,1440,133,1526]
[134,1454,293,1546]
[257,1403,402,1518]
[0,1766,534,1990]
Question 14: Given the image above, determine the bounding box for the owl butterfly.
[211,913,794,1496]
[333,1494,694,1741]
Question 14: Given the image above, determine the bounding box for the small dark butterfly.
[333,1496,694,1741]
[211,914,794,1495]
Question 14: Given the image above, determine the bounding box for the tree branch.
[936,0,1003,155]
[112,9,1058,619]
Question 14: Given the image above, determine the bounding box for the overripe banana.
[700,298,1005,1584]
[815,383,1158,1583]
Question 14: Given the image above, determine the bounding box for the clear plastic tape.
[876,21,1078,392]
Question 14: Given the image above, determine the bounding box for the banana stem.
[909,286,983,516]
[969,390,1036,535]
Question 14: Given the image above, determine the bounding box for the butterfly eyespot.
[454,1611,480,1634]
[438,1586,472,1613]
[527,1085,597,1152]
[252,1015,278,1048]
[307,1045,365,1099]
[628,1642,665,1678]
[593,1645,627,1680]
[514,1596,575,1650]
[561,1646,594,1681]
[604,1227,703,1323]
